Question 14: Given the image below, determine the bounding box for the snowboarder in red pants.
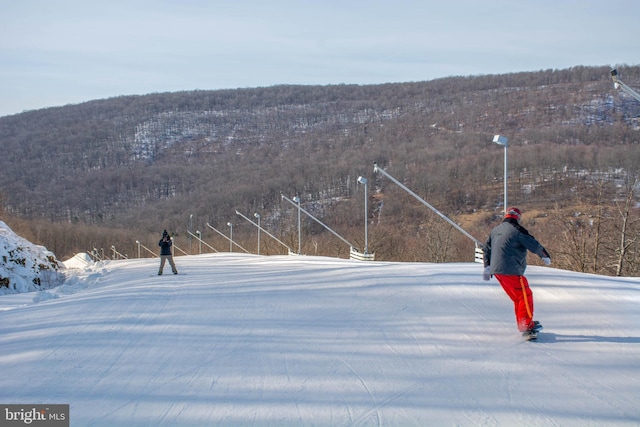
[482,207,551,336]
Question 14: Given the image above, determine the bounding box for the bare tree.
[612,179,639,276]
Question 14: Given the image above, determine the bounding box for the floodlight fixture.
[493,135,508,146]
[611,69,619,89]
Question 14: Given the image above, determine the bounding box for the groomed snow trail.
[1,254,639,426]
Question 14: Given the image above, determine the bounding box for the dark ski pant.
[495,274,534,332]
[159,255,177,275]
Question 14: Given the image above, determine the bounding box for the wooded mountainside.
[2,65,640,276]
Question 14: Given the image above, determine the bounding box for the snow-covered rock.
[0,220,65,294]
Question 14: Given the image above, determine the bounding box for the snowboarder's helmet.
[505,207,521,221]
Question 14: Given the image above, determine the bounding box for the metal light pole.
[357,176,369,254]
[254,213,261,255]
[293,196,301,254]
[135,240,141,258]
[493,135,508,213]
[189,214,193,254]
[227,222,233,252]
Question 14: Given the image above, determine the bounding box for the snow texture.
[0,221,65,295]
[1,252,639,426]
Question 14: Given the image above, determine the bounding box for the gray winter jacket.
[483,218,550,276]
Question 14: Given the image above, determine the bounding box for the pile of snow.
[1,253,639,426]
[0,220,65,295]
[63,252,94,269]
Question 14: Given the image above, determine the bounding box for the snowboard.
[523,322,543,341]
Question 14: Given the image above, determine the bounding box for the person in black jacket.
[483,207,551,336]
[158,230,178,275]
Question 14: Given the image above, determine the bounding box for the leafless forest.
[2,65,640,276]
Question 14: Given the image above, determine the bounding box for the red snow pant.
[495,274,535,332]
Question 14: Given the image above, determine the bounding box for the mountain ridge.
[1,65,640,273]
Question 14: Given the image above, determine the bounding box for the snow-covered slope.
[0,221,64,295]
[1,253,639,426]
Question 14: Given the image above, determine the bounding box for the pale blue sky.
[1,0,638,117]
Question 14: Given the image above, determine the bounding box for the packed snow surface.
[1,253,639,426]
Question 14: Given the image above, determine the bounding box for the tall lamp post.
[493,135,508,213]
[189,214,193,254]
[227,222,233,252]
[293,196,301,254]
[254,213,261,255]
[357,176,369,254]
